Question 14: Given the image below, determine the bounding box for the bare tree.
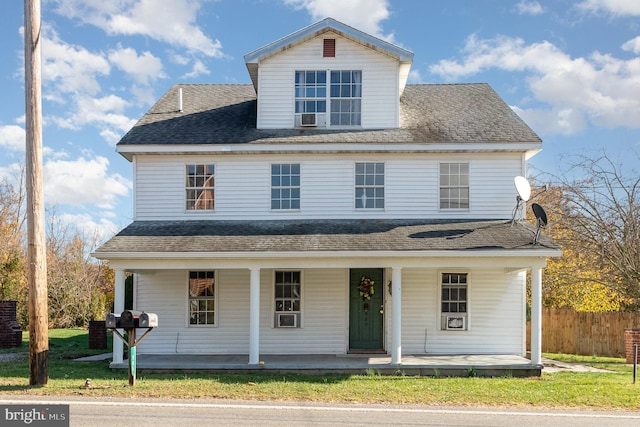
[552,152,640,310]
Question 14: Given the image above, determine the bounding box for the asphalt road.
[2,397,640,426]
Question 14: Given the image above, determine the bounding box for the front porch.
[109,353,541,377]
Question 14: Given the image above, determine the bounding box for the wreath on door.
[358,276,375,300]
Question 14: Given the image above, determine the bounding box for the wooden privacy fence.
[527,308,640,358]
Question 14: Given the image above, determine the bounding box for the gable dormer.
[244,18,413,130]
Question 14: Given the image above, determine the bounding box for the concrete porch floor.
[108,354,542,377]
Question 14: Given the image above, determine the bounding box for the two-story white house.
[94,18,560,375]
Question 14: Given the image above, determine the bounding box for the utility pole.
[24,0,48,386]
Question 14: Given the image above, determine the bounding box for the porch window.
[189,271,216,326]
[355,162,384,209]
[274,271,301,328]
[439,162,469,209]
[440,272,468,331]
[271,163,300,210]
[186,164,215,210]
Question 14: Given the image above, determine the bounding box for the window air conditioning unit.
[445,315,466,331]
[300,113,317,127]
[276,313,297,328]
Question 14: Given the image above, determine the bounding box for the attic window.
[323,39,336,57]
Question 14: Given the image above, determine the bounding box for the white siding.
[134,153,524,220]
[399,268,525,355]
[135,267,524,356]
[257,32,399,129]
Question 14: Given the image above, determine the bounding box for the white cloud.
[43,155,131,209]
[429,35,640,134]
[52,0,223,57]
[515,1,544,15]
[622,36,640,54]
[284,0,393,40]
[108,46,166,85]
[41,28,111,100]
[0,125,25,152]
[511,105,587,135]
[50,94,136,144]
[407,69,423,84]
[577,0,640,16]
[58,212,122,246]
[181,59,211,79]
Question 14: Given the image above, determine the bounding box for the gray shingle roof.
[94,219,558,255]
[116,84,541,147]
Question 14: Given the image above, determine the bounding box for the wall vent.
[323,39,336,58]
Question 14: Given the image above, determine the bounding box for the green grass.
[1,329,638,409]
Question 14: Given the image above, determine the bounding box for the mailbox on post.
[105,310,157,386]
[119,310,143,328]
[105,312,120,329]
[139,312,158,328]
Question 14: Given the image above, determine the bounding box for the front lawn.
[0,329,638,409]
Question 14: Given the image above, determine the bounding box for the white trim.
[97,249,561,263]
[116,143,543,161]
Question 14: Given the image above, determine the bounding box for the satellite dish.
[514,176,531,202]
[532,203,547,226]
[531,203,548,244]
[511,176,532,224]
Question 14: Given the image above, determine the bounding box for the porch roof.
[94,219,559,257]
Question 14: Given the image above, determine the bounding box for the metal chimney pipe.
[178,87,183,112]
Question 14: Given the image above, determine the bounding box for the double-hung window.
[189,271,216,326]
[355,162,384,209]
[271,163,300,210]
[440,162,469,209]
[186,164,215,210]
[330,70,361,126]
[441,272,468,331]
[295,71,326,126]
[274,271,301,328]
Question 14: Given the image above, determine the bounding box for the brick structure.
[88,320,107,349]
[0,300,22,348]
[625,328,640,364]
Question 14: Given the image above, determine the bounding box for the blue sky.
[1,0,639,243]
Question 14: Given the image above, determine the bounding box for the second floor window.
[186,164,214,210]
[355,162,384,209]
[440,162,469,209]
[271,163,300,210]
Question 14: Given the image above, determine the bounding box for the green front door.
[349,268,384,351]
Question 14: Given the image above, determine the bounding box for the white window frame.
[185,164,215,211]
[273,270,303,328]
[439,162,470,210]
[294,70,362,128]
[271,163,301,211]
[187,271,218,327]
[355,162,385,210]
[439,271,469,331]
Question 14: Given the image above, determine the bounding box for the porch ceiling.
[94,219,559,258]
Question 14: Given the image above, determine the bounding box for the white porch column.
[249,268,261,365]
[530,265,543,365]
[112,269,125,364]
[391,267,402,364]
